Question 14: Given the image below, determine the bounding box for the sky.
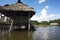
[0,0,60,22]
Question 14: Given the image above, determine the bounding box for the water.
[0,31,33,40]
[33,26,60,40]
[0,26,60,40]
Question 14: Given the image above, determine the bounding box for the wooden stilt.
[9,20,13,32]
[28,12,30,37]
[28,23,30,31]
[28,12,30,31]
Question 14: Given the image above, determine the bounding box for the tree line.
[31,19,60,25]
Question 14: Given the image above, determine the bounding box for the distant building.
[50,23,59,26]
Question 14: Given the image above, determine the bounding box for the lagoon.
[0,26,60,40]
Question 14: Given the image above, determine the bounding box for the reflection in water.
[0,31,33,40]
[0,26,60,40]
[33,26,60,40]
[32,27,49,40]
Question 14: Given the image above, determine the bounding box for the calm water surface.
[33,26,60,40]
[0,26,60,40]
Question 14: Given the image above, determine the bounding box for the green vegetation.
[31,19,60,26]
[49,19,60,25]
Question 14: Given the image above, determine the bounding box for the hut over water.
[0,0,35,31]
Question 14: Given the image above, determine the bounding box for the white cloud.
[39,0,46,4]
[41,6,48,17]
[31,6,60,22]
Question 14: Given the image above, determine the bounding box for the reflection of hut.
[50,23,59,26]
[0,0,35,31]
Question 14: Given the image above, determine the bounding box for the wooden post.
[28,12,30,37]
[0,13,1,20]
[28,12,30,31]
[9,19,13,32]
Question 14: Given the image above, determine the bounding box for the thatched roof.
[0,0,35,18]
[0,3,35,12]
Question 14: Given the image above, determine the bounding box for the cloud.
[31,6,60,22]
[39,0,46,4]
[41,6,48,17]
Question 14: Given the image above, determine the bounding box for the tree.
[40,21,49,25]
[49,19,60,25]
[31,20,39,25]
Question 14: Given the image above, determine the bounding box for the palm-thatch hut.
[0,0,35,31]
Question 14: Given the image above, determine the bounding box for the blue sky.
[0,0,60,22]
